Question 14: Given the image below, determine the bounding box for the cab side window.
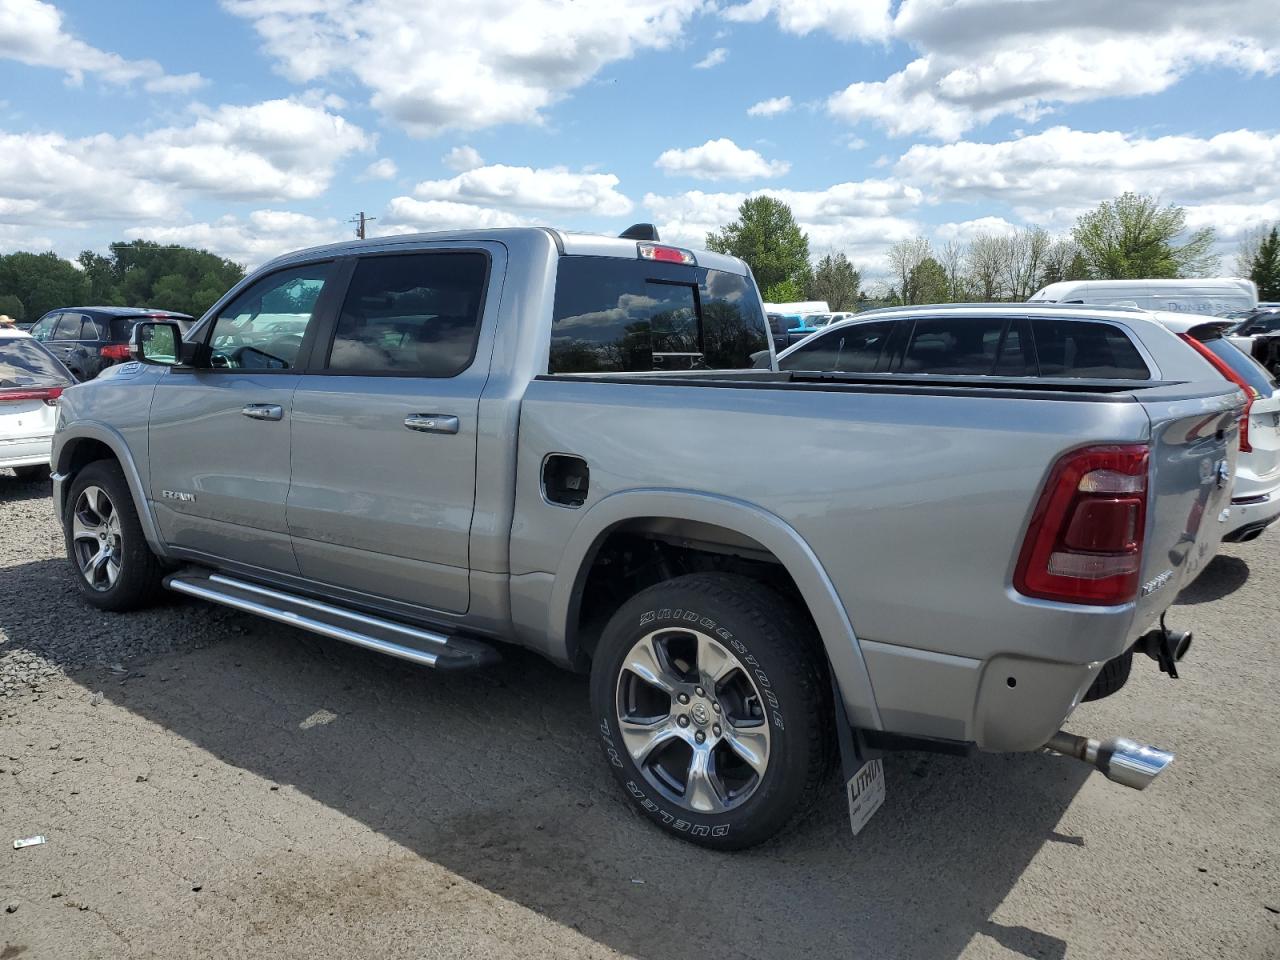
[207,263,333,370]
[326,252,488,377]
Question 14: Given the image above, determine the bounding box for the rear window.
[1032,319,1150,380]
[0,338,74,387]
[1199,336,1276,398]
[550,257,768,373]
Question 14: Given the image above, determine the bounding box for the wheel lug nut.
[677,715,690,727]
[695,731,706,744]
[712,702,721,713]
[713,725,721,737]
[695,686,705,697]
[677,693,690,704]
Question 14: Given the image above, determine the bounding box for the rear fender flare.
[551,488,882,730]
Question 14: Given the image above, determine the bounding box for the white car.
[1146,314,1280,543]
[0,327,75,481]
[777,303,1280,543]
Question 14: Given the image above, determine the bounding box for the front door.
[147,260,339,574]
[286,246,500,615]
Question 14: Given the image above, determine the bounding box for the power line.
[348,211,376,240]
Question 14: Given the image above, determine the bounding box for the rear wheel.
[590,573,833,850]
[63,460,164,611]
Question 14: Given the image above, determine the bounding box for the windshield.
[0,337,75,387]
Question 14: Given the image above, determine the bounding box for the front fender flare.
[549,488,882,730]
[53,422,167,557]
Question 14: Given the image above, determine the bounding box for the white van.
[1028,278,1258,317]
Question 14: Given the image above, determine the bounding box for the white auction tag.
[846,758,885,836]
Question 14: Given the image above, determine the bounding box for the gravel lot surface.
[1,469,1278,959]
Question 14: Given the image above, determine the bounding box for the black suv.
[27,307,193,380]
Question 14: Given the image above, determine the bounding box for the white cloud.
[222,0,703,135]
[124,210,341,269]
[694,47,728,69]
[0,0,204,92]
[443,145,485,172]
[655,138,790,181]
[721,0,893,41]
[747,95,792,117]
[645,179,923,268]
[411,163,633,216]
[896,126,1280,230]
[361,158,398,180]
[0,99,369,227]
[383,198,533,233]
[932,216,1021,244]
[821,0,1280,140]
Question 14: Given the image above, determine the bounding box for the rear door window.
[898,316,1011,375]
[51,313,85,340]
[325,252,488,377]
[1032,318,1150,379]
[550,257,768,373]
[779,321,895,373]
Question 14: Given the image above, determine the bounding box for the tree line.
[705,191,1272,310]
[0,240,244,323]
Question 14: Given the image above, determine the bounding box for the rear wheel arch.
[552,491,883,731]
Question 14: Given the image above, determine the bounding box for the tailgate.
[1133,383,1243,623]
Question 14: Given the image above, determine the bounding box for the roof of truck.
[255,227,751,278]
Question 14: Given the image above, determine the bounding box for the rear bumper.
[1223,487,1280,542]
[0,435,53,470]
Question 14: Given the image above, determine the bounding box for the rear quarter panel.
[511,378,1163,668]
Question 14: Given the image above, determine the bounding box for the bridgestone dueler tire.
[590,573,833,850]
[1082,650,1133,702]
[63,460,165,612]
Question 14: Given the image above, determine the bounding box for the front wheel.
[590,573,833,850]
[63,460,165,611]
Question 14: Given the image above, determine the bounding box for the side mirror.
[130,321,183,365]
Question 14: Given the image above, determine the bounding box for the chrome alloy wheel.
[71,485,123,592]
[615,628,772,814]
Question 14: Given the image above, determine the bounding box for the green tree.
[808,252,861,310]
[0,293,24,320]
[0,251,89,321]
[905,256,949,305]
[1072,192,1217,279]
[706,196,812,297]
[98,240,245,317]
[1248,227,1280,301]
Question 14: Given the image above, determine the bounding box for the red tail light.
[1178,333,1253,452]
[1014,444,1149,605]
[637,242,696,265]
[100,343,131,361]
[0,386,62,405]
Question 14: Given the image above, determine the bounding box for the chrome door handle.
[404,414,459,435]
[242,404,284,421]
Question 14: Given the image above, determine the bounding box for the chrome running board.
[164,571,499,670]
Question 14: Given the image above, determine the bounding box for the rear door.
[148,260,339,574]
[285,244,503,614]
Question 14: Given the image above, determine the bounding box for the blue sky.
[1,0,1277,278]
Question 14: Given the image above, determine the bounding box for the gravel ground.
[1,469,1278,959]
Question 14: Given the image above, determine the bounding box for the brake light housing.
[0,386,62,406]
[1178,333,1254,452]
[637,242,696,265]
[1014,444,1150,605]
[100,343,131,361]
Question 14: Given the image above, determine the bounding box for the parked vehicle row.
[25,306,193,382]
[47,226,1244,851]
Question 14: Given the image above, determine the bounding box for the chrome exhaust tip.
[1046,731,1174,790]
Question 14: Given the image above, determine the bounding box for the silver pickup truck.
[50,227,1243,849]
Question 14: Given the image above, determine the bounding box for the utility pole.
[348,211,376,240]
